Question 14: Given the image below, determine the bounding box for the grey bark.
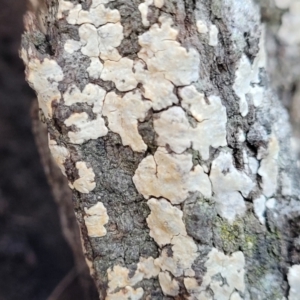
[21,0,300,299]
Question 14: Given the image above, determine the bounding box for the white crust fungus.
[103,91,151,152]
[146,198,187,247]
[134,60,179,111]
[64,112,108,144]
[73,162,96,193]
[106,258,160,298]
[258,134,279,198]
[48,138,70,176]
[106,286,144,300]
[288,265,300,300]
[87,58,104,80]
[64,39,82,54]
[253,195,267,225]
[154,94,227,160]
[139,0,153,27]
[84,202,109,237]
[196,20,208,34]
[209,24,219,46]
[63,84,106,113]
[201,248,245,300]
[78,22,123,60]
[67,2,120,27]
[147,199,198,277]
[278,2,300,45]
[138,16,200,86]
[210,151,255,223]
[158,272,179,297]
[27,58,64,117]
[101,58,138,92]
[57,0,74,19]
[133,148,212,204]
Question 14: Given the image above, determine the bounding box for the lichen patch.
[87,58,103,80]
[133,148,212,204]
[73,162,96,193]
[103,91,151,152]
[84,202,109,237]
[196,20,208,34]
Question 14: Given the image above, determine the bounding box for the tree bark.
[21,0,300,299]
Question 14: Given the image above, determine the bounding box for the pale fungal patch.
[146,198,187,247]
[209,24,219,46]
[103,91,151,152]
[67,1,120,27]
[288,265,300,300]
[73,162,96,193]
[158,272,179,297]
[274,0,291,9]
[249,157,259,174]
[154,102,227,161]
[210,151,255,223]
[139,0,153,27]
[64,39,82,54]
[101,58,138,92]
[201,248,245,300]
[64,113,108,144]
[106,286,144,300]
[84,202,109,237]
[57,0,74,19]
[156,235,198,277]
[87,58,103,79]
[137,257,160,279]
[138,16,200,86]
[196,20,208,34]
[63,84,106,114]
[133,148,212,204]
[233,28,267,115]
[106,258,160,298]
[107,265,143,295]
[233,55,252,116]
[78,21,123,60]
[26,58,64,117]
[48,138,69,176]
[230,292,243,300]
[258,134,279,198]
[253,195,267,225]
[134,60,179,110]
[278,2,300,45]
[154,0,164,8]
[147,199,198,277]
[266,198,277,210]
[281,172,292,196]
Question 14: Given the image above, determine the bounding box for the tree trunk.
[21,0,300,299]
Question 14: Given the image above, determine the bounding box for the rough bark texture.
[31,100,98,300]
[21,0,300,299]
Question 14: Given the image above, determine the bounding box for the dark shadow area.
[0,1,79,299]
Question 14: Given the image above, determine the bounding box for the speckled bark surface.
[21,0,300,299]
